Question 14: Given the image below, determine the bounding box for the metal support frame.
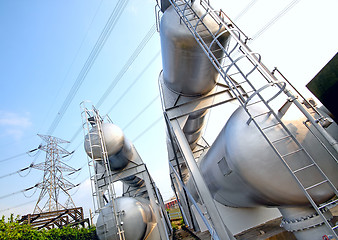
[165,113,235,240]
[108,144,171,240]
[81,102,125,240]
[159,71,239,239]
[161,0,338,237]
[81,102,170,240]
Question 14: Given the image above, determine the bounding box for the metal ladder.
[166,0,338,236]
[81,102,126,240]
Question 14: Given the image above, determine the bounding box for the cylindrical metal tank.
[96,197,156,240]
[84,123,131,170]
[199,105,338,207]
[160,1,230,150]
[160,1,229,96]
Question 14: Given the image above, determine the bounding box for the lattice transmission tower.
[33,134,78,213]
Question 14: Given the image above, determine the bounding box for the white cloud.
[0,111,31,128]
[0,111,32,141]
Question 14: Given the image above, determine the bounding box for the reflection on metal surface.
[158,0,338,239]
[81,103,170,240]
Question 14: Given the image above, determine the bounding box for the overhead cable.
[0,146,40,164]
[252,0,301,40]
[0,183,39,200]
[132,116,162,143]
[96,23,157,108]
[66,25,158,148]
[0,199,37,213]
[234,0,259,21]
[37,0,104,134]
[46,0,130,135]
[0,163,35,180]
[123,94,160,131]
[106,50,161,115]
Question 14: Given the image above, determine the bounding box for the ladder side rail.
[169,0,283,133]
[165,113,235,240]
[172,0,338,157]
[81,107,102,213]
[251,118,338,237]
[92,108,125,240]
[200,0,338,153]
[303,121,338,164]
[168,0,252,104]
[272,67,322,117]
[167,1,338,236]
[248,106,338,197]
[94,109,116,200]
[80,102,125,240]
[199,6,338,234]
[169,161,220,240]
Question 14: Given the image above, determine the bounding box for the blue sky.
[0,0,337,219]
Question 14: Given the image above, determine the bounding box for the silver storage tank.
[160,1,230,150]
[96,197,156,240]
[160,1,229,96]
[84,123,131,170]
[199,105,338,207]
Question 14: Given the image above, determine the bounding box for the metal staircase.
[81,102,125,240]
[165,0,338,237]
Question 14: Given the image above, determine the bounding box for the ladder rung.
[222,64,232,70]
[293,163,315,174]
[193,21,206,28]
[319,199,338,209]
[176,3,187,7]
[217,56,227,61]
[196,29,209,34]
[281,148,303,158]
[305,180,328,191]
[261,122,281,130]
[332,224,338,230]
[201,35,212,40]
[229,71,241,77]
[271,135,291,144]
[184,11,194,16]
[252,111,272,119]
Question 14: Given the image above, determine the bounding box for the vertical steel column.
[170,117,235,240]
[142,168,170,240]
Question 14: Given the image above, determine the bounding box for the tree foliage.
[0,214,98,240]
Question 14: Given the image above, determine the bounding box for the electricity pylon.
[33,134,78,213]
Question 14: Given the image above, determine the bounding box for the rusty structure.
[19,207,89,229]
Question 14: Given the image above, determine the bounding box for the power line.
[234,0,259,21]
[96,23,157,108]
[46,0,130,135]
[132,115,163,143]
[0,199,38,213]
[0,163,35,180]
[123,94,160,131]
[66,25,158,148]
[252,0,301,40]
[106,50,161,115]
[0,183,39,200]
[0,176,89,214]
[0,146,40,164]
[37,0,104,134]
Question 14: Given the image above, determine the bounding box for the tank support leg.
[169,116,235,240]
